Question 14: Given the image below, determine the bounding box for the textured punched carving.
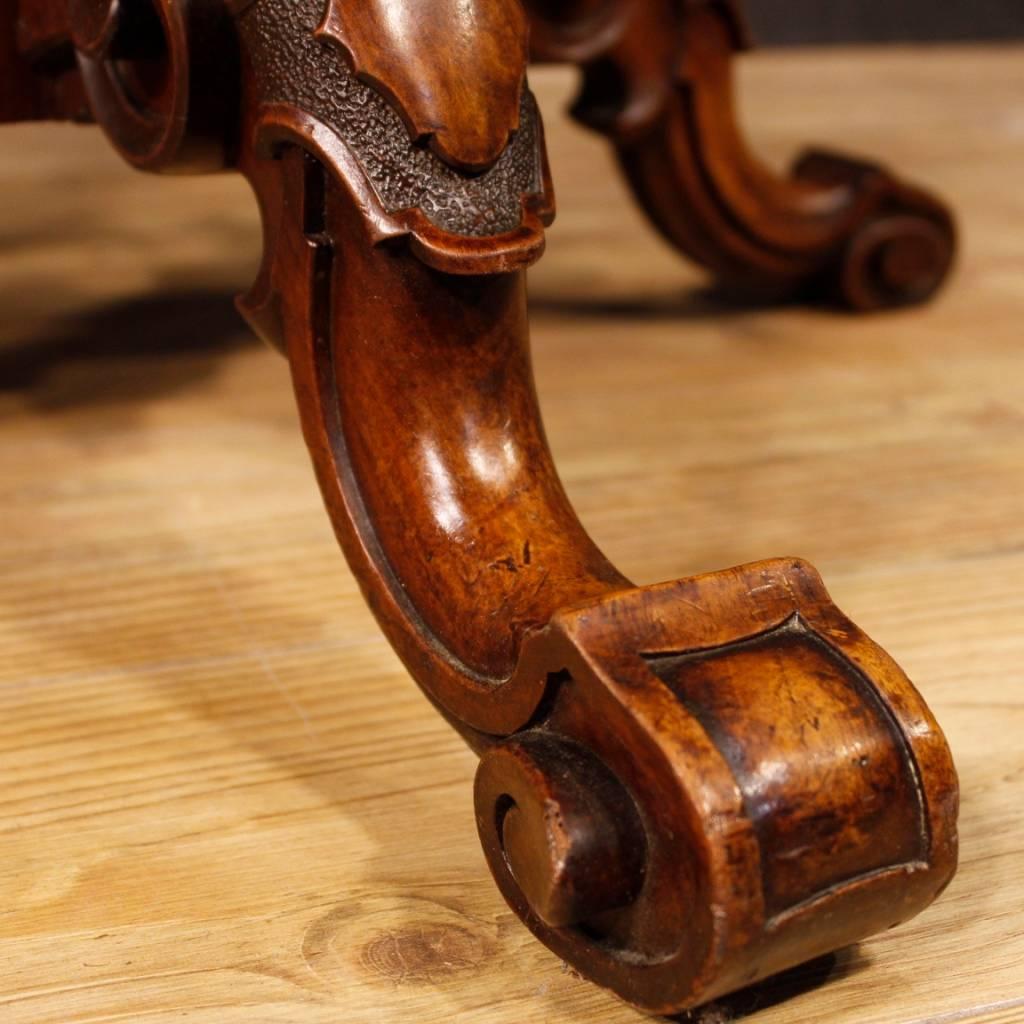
[239,0,544,238]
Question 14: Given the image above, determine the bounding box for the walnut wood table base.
[1,0,959,1015]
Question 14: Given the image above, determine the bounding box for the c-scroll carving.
[528,0,956,310]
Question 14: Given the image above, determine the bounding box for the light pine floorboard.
[0,46,1022,1024]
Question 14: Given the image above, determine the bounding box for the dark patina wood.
[1,0,959,1014]
[528,0,957,310]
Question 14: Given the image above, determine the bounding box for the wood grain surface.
[1,46,1022,1024]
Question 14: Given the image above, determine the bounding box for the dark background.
[746,0,1024,45]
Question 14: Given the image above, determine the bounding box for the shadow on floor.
[671,948,867,1022]
[0,288,256,412]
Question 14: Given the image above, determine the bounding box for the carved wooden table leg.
[527,0,957,310]
[2,0,959,1014]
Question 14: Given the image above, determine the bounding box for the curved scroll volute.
[529,0,956,310]
[67,0,235,171]
[316,0,528,173]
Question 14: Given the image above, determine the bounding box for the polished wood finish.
[0,0,84,121]
[0,2,961,1015]
[528,0,957,310]
[3,47,1022,1021]
[473,562,956,1010]
[316,0,528,172]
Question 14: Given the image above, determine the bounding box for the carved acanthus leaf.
[316,0,528,173]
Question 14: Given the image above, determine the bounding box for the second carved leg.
[528,0,957,310]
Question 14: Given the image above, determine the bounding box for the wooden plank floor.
[1,46,1022,1024]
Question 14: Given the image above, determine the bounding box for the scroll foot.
[528,0,957,310]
